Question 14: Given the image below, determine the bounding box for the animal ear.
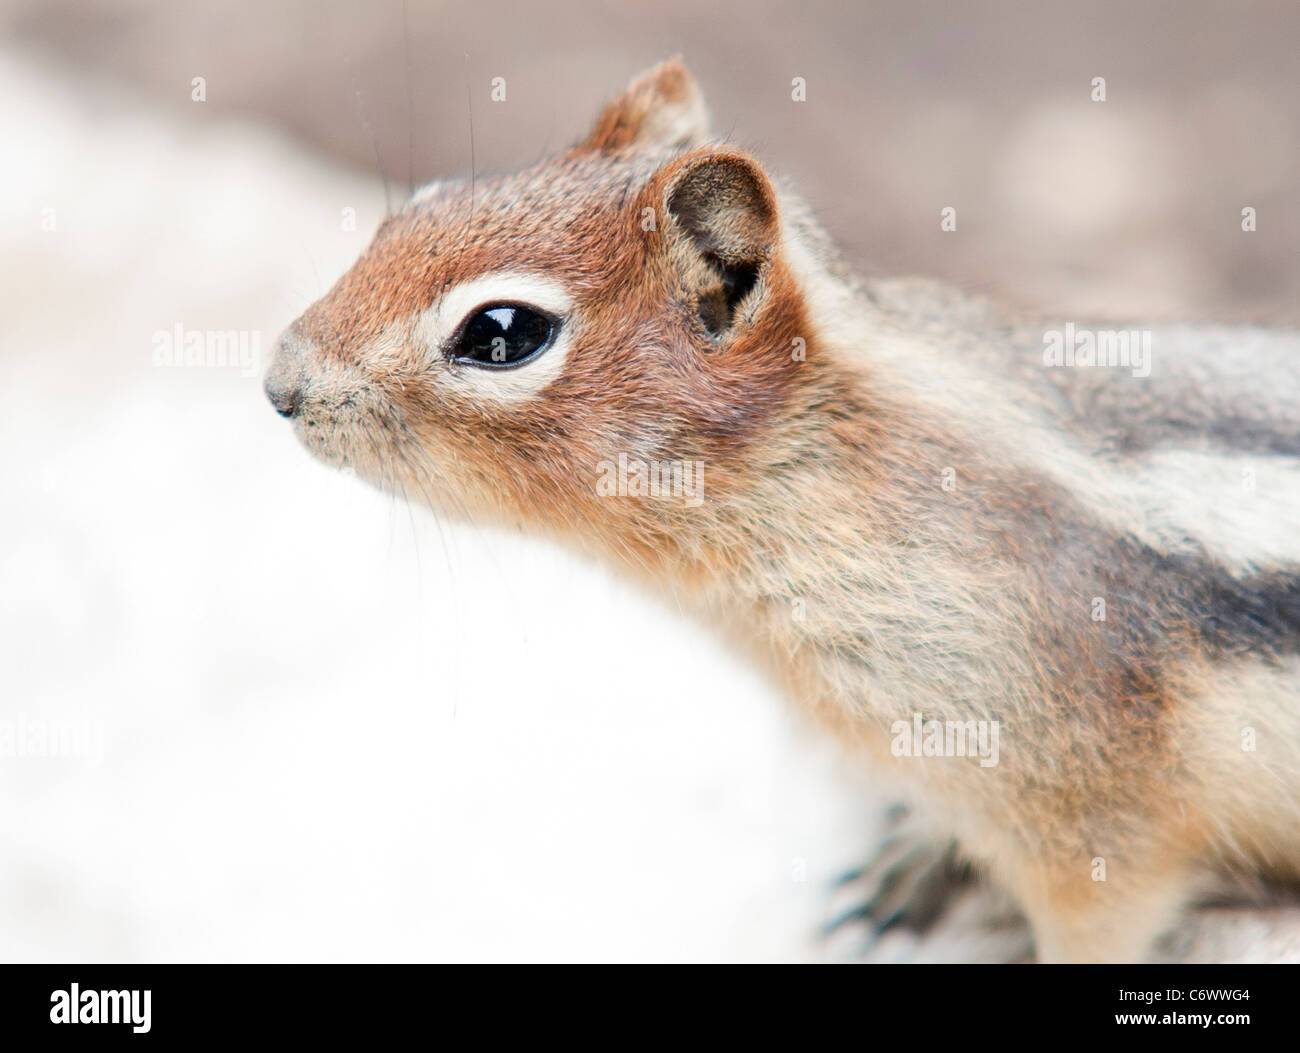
[666,151,777,263]
[661,150,779,336]
[580,58,708,153]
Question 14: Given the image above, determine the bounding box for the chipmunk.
[265,59,1300,962]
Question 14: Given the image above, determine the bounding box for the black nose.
[264,333,307,418]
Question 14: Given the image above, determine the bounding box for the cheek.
[377,387,488,490]
[413,397,580,510]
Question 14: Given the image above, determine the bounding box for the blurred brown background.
[9,0,1298,323]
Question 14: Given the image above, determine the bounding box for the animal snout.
[264,332,310,418]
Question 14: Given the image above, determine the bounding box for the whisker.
[344,50,393,216]
[401,0,416,198]
[447,51,479,285]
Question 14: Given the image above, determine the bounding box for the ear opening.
[694,258,760,336]
[664,152,778,338]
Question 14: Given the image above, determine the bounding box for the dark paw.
[823,804,1031,962]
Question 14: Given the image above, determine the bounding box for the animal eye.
[451,303,555,367]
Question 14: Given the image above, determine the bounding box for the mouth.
[291,411,353,471]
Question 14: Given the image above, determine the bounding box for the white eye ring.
[417,273,575,403]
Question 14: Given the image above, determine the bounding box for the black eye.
[450,303,555,367]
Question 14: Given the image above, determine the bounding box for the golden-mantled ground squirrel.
[265,60,1300,963]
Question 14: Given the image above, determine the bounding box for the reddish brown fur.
[582,59,699,153]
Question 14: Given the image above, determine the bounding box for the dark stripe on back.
[1114,417,1300,458]
[1122,544,1300,661]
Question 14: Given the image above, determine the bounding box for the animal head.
[266,60,821,559]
